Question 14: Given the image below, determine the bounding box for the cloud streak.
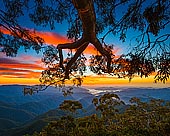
[1,26,120,55]
[35,31,70,45]
[0,58,43,70]
[0,56,43,78]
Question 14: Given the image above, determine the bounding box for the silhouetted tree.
[0,0,169,86]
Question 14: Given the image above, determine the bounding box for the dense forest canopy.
[0,0,169,87]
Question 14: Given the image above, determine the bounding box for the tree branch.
[57,37,86,69]
[65,42,88,79]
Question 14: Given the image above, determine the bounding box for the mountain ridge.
[0,85,170,136]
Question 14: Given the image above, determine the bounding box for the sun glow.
[0,74,169,88]
[0,76,40,85]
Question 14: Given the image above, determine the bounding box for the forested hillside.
[0,85,170,136]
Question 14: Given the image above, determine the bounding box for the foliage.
[154,53,170,83]
[59,100,82,113]
[28,93,170,136]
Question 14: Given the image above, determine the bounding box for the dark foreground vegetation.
[27,93,170,136]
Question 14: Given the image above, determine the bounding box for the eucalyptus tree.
[0,0,169,86]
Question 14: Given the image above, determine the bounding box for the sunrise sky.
[0,28,169,87]
[0,30,119,85]
[0,1,169,88]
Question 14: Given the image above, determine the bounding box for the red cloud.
[0,61,43,70]
[0,66,41,78]
[1,26,121,55]
[0,57,44,78]
[35,31,70,45]
[0,26,69,45]
[1,71,41,78]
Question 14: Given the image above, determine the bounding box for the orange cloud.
[0,27,11,35]
[35,31,70,45]
[0,67,41,78]
[1,26,120,56]
[0,53,42,79]
[0,62,43,70]
[0,26,69,45]
[36,30,120,56]
[34,30,120,56]
[0,56,44,79]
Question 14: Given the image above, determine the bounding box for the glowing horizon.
[0,74,169,88]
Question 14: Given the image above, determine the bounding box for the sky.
[0,27,169,87]
[0,1,169,87]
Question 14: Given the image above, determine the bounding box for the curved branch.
[65,42,89,79]
[57,37,86,69]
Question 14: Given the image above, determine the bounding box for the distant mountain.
[0,85,95,136]
[0,118,20,131]
[89,87,170,103]
[4,107,97,136]
[0,85,170,136]
[0,105,36,123]
[2,119,49,136]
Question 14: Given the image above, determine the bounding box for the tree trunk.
[57,0,111,79]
